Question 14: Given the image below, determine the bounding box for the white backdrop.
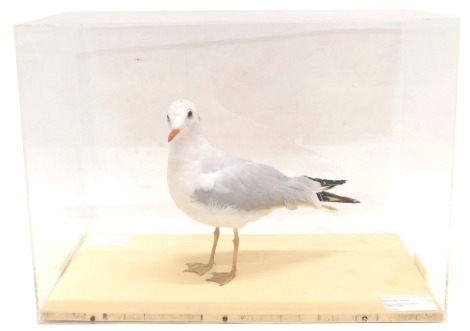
[1,1,469,331]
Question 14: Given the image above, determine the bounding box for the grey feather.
[191,161,318,211]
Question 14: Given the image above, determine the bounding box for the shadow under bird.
[166,99,360,286]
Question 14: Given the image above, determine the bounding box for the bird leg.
[185,227,219,275]
[207,229,239,286]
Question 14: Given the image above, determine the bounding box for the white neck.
[168,130,210,164]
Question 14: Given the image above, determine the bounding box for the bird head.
[167,99,201,142]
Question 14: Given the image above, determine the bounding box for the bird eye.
[187,110,193,119]
[166,115,170,122]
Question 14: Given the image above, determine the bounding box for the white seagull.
[166,99,359,286]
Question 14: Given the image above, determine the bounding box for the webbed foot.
[185,262,213,276]
[206,271,236,286]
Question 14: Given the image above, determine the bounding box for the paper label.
[85,235,130,247]
[382,295,438,311]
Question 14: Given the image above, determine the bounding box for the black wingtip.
[306,177,360,204]
[317,191,360,204]
[305,177,347,188]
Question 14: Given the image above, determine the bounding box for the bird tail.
[317,191,360,204]
[305,176,360,204]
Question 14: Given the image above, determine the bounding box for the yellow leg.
[185,227,219,275]
[207,229,239,286]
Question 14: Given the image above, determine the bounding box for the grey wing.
[191,161,319,211]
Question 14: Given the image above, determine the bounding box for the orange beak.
[168,128,180,142]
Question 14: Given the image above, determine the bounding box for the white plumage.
[166,99,358,285]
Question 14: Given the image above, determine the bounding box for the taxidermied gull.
[166,99,359,286]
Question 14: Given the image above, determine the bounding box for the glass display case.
[15,11,459,323]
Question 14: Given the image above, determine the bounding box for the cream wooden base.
[41,234,443,323]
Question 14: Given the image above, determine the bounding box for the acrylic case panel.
[15,11,459,323]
